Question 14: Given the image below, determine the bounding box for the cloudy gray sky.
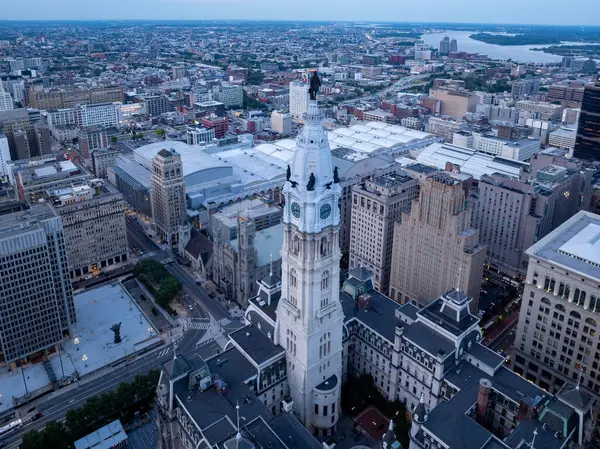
[3,0,600,25]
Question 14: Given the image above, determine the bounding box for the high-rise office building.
[389,174,485,311]
[47,180,129,278]
[349,172,419,293]
[0,84,13,111]
[573,80,600,161]
[78,126,108,160]
[172,65,186,80]
[470,160,593,277]
[0,134,10,181]
[450,38,458,53]
[439,36,450,55]
[429,86,478,120]
[512,211,600,397]
[289,81,310,119]
[151,149,186,247]
[0,202,75,364]
[271,111,292,136]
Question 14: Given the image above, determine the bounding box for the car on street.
[189,305,194,310]
[30,412,43,422]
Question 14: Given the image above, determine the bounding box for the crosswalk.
[188,320,210,330]
[139,251,156,259]
[161,257,174,265]
[217,318,231,326]
[214,334,229,350]
[157,346,172,358]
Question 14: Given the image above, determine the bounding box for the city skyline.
[2,0,600,26]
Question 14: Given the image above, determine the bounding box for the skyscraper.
[0,202,75,364]
[349,172,419,293]
[450,38,458,53]
[289,80,310,119]
[439,36,450,55]
[151,149,186,247]
[388,174,485,312]
[0,84,13,111]
[275,96,343,434]
[573,79,600,161]
[511,211,600,396]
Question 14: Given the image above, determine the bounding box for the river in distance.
[420,31,577,64]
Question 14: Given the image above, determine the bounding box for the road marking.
[188,321,210,330]
[157,347,172,357]
[217,318,231,326]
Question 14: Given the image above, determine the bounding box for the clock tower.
[275,93,344,436]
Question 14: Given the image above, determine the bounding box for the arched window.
[321,271,330,290]
[570,310,581,320]
[549,278,556,292]
[555,303,566,312]
[558,282,565,297]
[585,317,597,327]
[541,297,552,306]
[544,276,550,290]
[289,268,297,288]
[293,235,300,254]
[564,284,571,299]
[590,296,599,313]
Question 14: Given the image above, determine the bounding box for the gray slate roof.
[230,325,285,365]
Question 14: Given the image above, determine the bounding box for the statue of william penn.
[308,71,321,101]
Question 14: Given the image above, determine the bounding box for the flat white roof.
[558,223,600,268]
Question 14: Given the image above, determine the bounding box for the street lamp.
[74,337,80,351]
[82,354,88,367]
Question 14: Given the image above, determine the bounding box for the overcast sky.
[3,0,600,26]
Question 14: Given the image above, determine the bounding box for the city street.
[486,318,519,354]
[3,347,174,448]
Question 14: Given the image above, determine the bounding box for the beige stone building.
[48,180,129,278]
[151,148,186,248]
[429,86,478,120]
[349,172,419,293]
[389,173,485,312]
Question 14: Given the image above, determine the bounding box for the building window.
[321,271,330,290]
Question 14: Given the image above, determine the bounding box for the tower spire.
[269,252,273,276]
[455,266,462,292]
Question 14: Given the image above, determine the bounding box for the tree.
[21,430,45,449]
[247,69,264,85]
[43,421,71,449]
[110,136,118,144]
[155,128,165,137]
[156,276,182,307]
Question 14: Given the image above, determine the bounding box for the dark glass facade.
[573,81,600,161]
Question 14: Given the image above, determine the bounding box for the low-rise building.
[549,127,578,152]
[91,147,121,178]
[516,100,564,120]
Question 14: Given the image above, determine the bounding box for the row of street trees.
[134,259,182,307]
[21,370,160,449]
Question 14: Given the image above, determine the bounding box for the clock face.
[320,203,332,220]
[291,202,301,218]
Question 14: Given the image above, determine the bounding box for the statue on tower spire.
[308,71,321,101]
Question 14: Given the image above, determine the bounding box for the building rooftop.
[415,142,529,181]
[229,325,284,365]
[527,211,600,281]
[74,419,127,449]
[230,223,283,267]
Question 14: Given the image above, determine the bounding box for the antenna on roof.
[236,402,242,440]
[576,364,585,390]
[528,428,538,449]
[171,330,177,361]
[269,252,273,276]
[455,266,462,293]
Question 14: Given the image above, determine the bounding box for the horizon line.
[0,19,599,28]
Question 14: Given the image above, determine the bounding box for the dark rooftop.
[229,325,285,365]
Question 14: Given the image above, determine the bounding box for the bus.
[0,419,22,438]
